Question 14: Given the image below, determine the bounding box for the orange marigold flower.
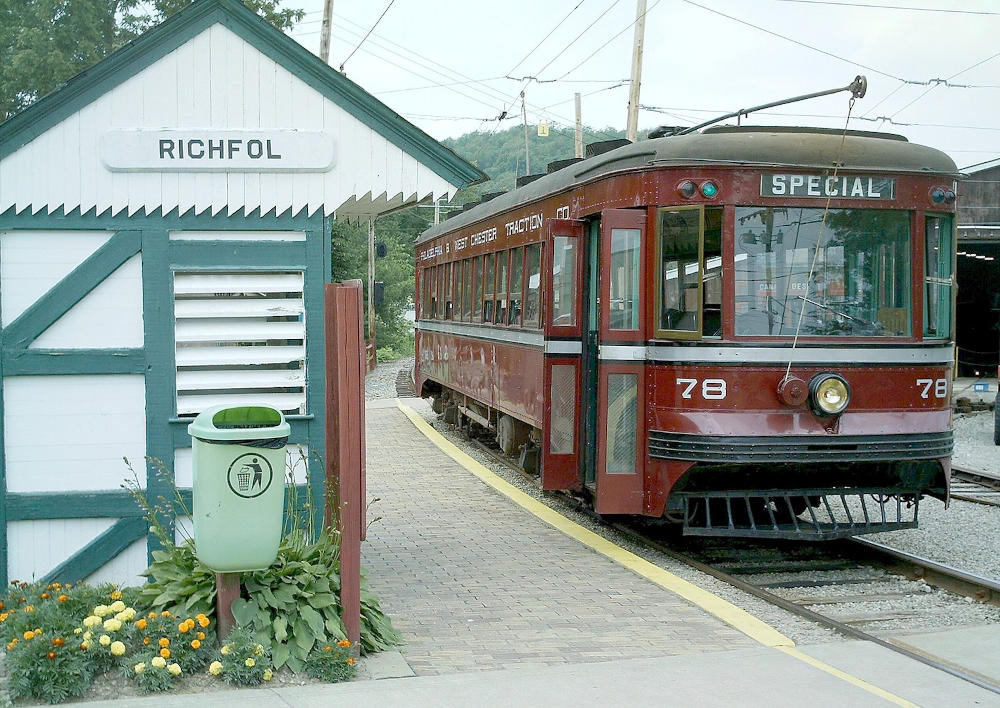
[158,638,170,648]
[46,651,56,660]
[135,618,147,630]
[51,638,65,647]
[57,595,68,603]
[347,657,355,666]
[143,637,150,645]
[190,639,201,649]
[322,645,332,652]
[198,616,210,628]
[40,593,50,599]
[24,605,34,612]
[159,648,171,659]
[0,601,5,610]
[337,639,351,648]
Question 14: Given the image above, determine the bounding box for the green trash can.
[188,404,290,572]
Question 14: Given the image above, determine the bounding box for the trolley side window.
[496,250,509,325]
[656,206,702,336]
[449,261,460,320]
[524,243,542,328]
[473,255,483,322]
[552,236,578,327]
[609,227,641,330]
[734,207,911,337]
[483,254,495,323]
[924,214,954,339]
[703,208,723,337]
[509,246,524,326]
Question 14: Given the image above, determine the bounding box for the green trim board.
[1,348,145,376]
[39,518,148,586]
[168,241,307,269]
[7,491,147,521]
[0,0,485,189]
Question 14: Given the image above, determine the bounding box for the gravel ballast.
[365,357,1000,644]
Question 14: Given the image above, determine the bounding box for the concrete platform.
[77,398,1000,706]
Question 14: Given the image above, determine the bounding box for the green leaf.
[271,641,291,669]
[293,618,315,653]
[273,616,288,643]
[325,616,347,641]
[230,597,256,627]
[299,604,326,638]
[286,655,305,673]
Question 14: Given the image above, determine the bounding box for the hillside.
[442,124,627,200]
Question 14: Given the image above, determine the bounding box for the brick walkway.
[361,402,757,676]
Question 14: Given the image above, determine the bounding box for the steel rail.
[950,465,1000,507]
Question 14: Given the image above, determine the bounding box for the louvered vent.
[174,272,306,416]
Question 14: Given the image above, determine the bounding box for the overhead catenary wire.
[338,0,397,72]
[775,0,1000,16]
[505,0,590,77]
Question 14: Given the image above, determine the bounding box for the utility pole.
[368,216,375,367]
[434,199,440,226]
[574,92,584,158]
[521,91,530,175]
[319,0,334,63]
[626,0,646,142]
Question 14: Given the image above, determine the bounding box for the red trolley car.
[414,124,958,539]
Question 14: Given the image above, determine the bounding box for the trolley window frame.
[654,204,705,341]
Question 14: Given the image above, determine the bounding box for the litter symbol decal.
[227,453,274,498]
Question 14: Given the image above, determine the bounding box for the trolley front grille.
[649,431,952,464]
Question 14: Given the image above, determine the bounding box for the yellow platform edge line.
[394,401,918,708]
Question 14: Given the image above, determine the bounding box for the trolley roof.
[418,126,959,244]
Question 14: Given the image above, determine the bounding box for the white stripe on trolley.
[602,344,954,365]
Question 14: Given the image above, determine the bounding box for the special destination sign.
[761,174,896,200]
[99,129,336,172]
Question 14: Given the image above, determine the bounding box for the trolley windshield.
[734,207,911,337]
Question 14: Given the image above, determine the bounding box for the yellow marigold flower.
[115,608,136,622]
[80,642,90,650]
[6,641,16,651]
[0,613,8,622]
[83,631,92,641]
[191,639,202,649]
[198,616,211,628]
[103,618,122,632]
[158,637,170,648]
[110,641,126,656]
[209,661,223,676]
[220,645,231,655]
[196,632,206,641]
[22,631,34,640]
[244,657,255,668]
[143,637,150,645]
[160,648,171,659]
[40,592,50,599]
[93,604,110,617]
[323,645,332,652]
[347,657,355,666]
[83,615,101,628]
[254,644,264,657]
[148,612,157,619]
[262,669,273,682]
[99,634,111,646]
[57,595,68,603]
[134,663,145,674]
[337,639,351,648]
[168,663,181,676]
[135,618,147,630]
[178,622,190,633]
[109,600,125,613]
[150,656,166,668]
[34,627,41,634]
[24,605,34,612]
[110,591,122,601]
[74,627,82,634]
[160,611,171,617]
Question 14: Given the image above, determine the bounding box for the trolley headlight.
[808,373,851,417]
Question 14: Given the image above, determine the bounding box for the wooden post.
[626,0,646,143]
[325,281,365,648]
[574,92,583,159]
[215,572,240,640]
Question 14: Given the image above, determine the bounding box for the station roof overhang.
[0,0,486,219]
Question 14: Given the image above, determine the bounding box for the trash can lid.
[188,404,291,442]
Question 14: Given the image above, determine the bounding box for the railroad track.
[454,429,1000,695]
[951,465,1000,507]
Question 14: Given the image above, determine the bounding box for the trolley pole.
[575,92,584,158]
[626,0,646,142]
[319,0,334,64]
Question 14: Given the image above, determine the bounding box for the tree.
[0,0,302,121]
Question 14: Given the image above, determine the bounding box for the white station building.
[0,0,482,585]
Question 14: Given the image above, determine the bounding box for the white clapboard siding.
[174,318,305,343]
[176,392,305,416]
[31,254,144,349]
[8,518,116,584]
[0,23,458,217]
[173,272,303,295]
[3,375,146,493]
[176,368,305,390]
[174,344,305,367]
[87,538,147,586]
[174,297,303,319]
[0,231,113,326]
[174,270,306,415]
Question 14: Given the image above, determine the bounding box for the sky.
[282,0,1000,172]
